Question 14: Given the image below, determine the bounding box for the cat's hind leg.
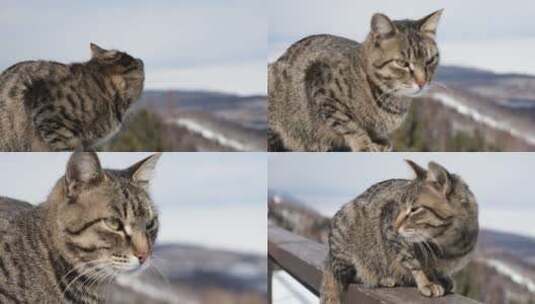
[268,128,289,151]
[320,257,355,304]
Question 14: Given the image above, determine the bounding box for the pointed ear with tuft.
[90,43,106,57]
[371,13,397,39]
[418,9,443,39]
[426,161,452,196]
[65,152,104,198]
[127,153,162,191]
[405,159,427,180]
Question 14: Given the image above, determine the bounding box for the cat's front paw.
[379,277,396,287]
[367,143,391,152]
[417,282,445,297]
[378,143,393,152]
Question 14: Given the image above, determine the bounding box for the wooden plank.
[268,225,481,304]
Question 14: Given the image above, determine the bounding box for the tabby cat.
[0,152,160,303]
[0,43,144,151]
[320,160,478,303]
[269,10,443,151]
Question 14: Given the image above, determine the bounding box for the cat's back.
[332,179,410,230]
[352,179,412,207]
[270,34,359,89]
[274,34,360,69]
[0,60,71,150]
[0,59,70,109]
[0,196,34,231]
[0,60,70,101]
[0,60,69,81]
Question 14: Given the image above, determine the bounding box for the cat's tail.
[320,258,344,304]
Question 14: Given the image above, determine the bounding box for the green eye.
[395,60,410,68]
[146,218,157,230]
[105,218,122,231]
[426,55,438,65]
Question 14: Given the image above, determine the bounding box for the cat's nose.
[132,231,150,264]
[415,79,426,89]
[136,251,149,264]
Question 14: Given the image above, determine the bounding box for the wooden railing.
[268,225,482,304]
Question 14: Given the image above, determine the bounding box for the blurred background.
[0,0,267,152]
[269,0,535,152]
[268,153,535,304]
[0,152,268,304]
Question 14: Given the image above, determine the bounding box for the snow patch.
[484,259,535,293]
[175,118,250,151]
[116,274,198,304]
[228,261,263,278]
[432,93,535,145]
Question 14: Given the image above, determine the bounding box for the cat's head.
[50,152,161,274]
[364,10,443,97]
[393,160,478,247]
[89,43,145,101]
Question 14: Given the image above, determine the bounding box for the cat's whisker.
[415,241,430,267]
[430,239,444,257]
[61,259,107,297]
[59,259,106,287]
[376,87,399,102]
[81,263,116,300]
[422,240,437,263]
[145,258,172,287]
[427,81,450,92]
[85,264,112,292]
[62,262,104,301]
[62,260,112,299]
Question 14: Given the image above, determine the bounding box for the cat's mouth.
[395,84,427,97]
[398,227,429,242]
[110,255,145,273]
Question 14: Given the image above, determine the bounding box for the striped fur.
[269,10,442,151]
[0,43,144,151]
[320,160,479,303]
[0,152,160,303]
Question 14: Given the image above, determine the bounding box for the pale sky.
[269,153,535,239]
[269,0,535,75]
[0,152,267,254]
[0,0,266,95]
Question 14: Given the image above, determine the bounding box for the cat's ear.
[405,159,427,180]
[371,13,397,38]
[418,9,443,39]
[426,161,452,196]
[127,153,161,190]
[65,152,104,198]
[90,43,106,57]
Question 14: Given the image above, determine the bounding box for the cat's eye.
[395,59,410,68]
[410,207,422,213]
[105,218,123,231]
[426,55,438,65]
[146,218,157,231]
